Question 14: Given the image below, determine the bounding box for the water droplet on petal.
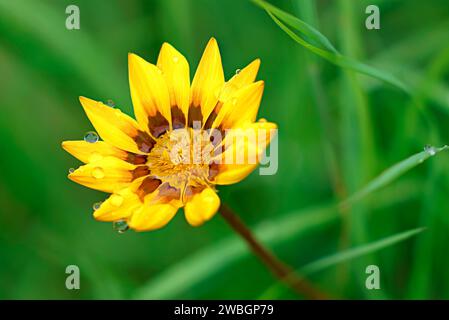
[113,220,129,234]
[68,168,75,174]
[424,145,437,156]
[110,194,124,207]
[92,167,105,179]
[93,202,102,210]
[235,68,241,75]
[157,69,163,75]
[172,56,179,63]
[106,99,115,107]
[84,131,99,143]
[231,97,238,106]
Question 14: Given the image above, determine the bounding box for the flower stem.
[219,203,329,300]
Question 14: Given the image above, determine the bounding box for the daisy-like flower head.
[62,38,277,231]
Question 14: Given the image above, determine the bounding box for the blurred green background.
[1,0,449,299]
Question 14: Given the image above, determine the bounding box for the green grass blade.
[259,227,425,298]
[341,146,449,209]
[252,0,337,53]
[301,227,425,275]
[251,0,409,93]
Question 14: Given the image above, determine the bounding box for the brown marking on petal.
[126,153,148,165]
[204,101,223,129]
[208,163,220,180]
[136,176,161,201]
[188,105,203,127]
[134,131,155,153]
[158,182,181,201]
[183,185,206,201]
[132,166,150,179]
[148,112,170,138]
[171,105,186,129]
[210,128,225,149]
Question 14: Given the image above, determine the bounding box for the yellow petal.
[157,43,190,127]
[184,188,220,226]
[129,53,172,133]
[213,164,259,185]
[190,38,224,125]
[219,58,260,103]
[62,140,128,164]
[212,81,264,130]
[204,59,261,129]
[93,185,142,222]
[128,202,178,231]
[68,156,139,193]
[79,96,144,154]
[213,121,277,185]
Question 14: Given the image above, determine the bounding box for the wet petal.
[204,59,261,129]
[157,42,190,128]
[93,185,142,222]
[79,96,144,154]
[68,156,138,193]
[190,38,224,126]
[128,202,179,231]
[220,58,260,103]
[62,140,128,163]
[212,81,264,130]
[129,53,172,135]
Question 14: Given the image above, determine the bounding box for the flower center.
[146,129,213,194]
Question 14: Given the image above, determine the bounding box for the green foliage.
[0,0,448,299]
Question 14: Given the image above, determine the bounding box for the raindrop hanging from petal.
[113,220,129,234]
[84,131,99,143]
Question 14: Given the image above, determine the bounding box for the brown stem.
[219,203,329,300]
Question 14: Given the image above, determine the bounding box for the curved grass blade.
[340,145,449,210]
[301,227,425,275]
[252,0,337,53]
[251,0,409,93]
[259,227,425,298]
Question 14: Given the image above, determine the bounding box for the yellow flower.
[62,38,277,231]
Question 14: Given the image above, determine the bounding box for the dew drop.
[93,202,102,211]
[110,194,124,207]
[173,56,179,63]
[106,99,115,107]
[113,220,129,234]
[424,145,437,156]
[231,97,238,106]
[68,168,75,174]
[92,167,105,179]
[235,68,241,75]
[84,131,99,143]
